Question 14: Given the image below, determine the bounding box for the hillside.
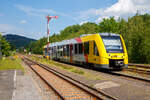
[3,34,36,48]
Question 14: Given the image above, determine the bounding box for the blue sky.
[0,0,150,39]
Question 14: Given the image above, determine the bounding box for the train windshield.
[101,36,124,53]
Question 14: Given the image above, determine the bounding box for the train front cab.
[108,35,128,69]
[82,33,128,70]
[98,34,128,69]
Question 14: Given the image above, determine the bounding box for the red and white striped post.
[46,15,58,59]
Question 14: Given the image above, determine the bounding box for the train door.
[70,44,73,63]
[83,42,89,63]
[87,41,93,63]
[88,41,100,64]
[92,41,100,64]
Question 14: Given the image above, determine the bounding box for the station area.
[1,1,150,99]
[0,56,150,100]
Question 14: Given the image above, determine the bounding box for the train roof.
[79,33,120,37]
[48,33,120,47]
[99,33,120,36]
[49,38,82,47]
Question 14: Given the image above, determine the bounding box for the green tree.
[0,34,11,56]
[27,37,47,54]
[80,22,99,34]
[118,15,148,63]
[99,17,119,33]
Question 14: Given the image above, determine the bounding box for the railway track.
[129,63,150,69]
[110,71,150,83]
[122,63,150,75]
[123,67,150,75]
[28,55,150,83]
[32,54,150,74]
[22,56,117,100]
[107,65,150,83]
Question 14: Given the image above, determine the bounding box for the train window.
[54,46,56,53]
[63,46,65,56]
[57,46,59,50]
[75,44,78,54]
[51,47,53,53]
[79,43,83,54]
[60,46,62,56]
[94,41,99,56]
[84,42,89,54]
[64,45,67,56]
[66,45,69,56]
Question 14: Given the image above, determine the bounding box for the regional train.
[43,33,128,70]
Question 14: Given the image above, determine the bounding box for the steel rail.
[129,63,150,69]
[110,71,150,83]
[22,58,65,100]
[23,56,117,100]
[124,68,150,75]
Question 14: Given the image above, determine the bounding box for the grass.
[31,56,84,74]
[0,56,24,72]
[71,68,84,75]
[30,56,105,80]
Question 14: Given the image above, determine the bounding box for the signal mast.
[46,15,58,59]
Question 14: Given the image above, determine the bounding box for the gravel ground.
[21,59,61,100]
[39,61,150,100]
[31,64,98,100]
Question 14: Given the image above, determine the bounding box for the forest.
[27,13,150,64]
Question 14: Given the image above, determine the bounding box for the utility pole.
[46,15,58,59]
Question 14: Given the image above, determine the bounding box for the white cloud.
[104,0,135,16]
[75,8,103,21]
[104,0,150,16]
[79,21,88,25]
[0,24,23,33]
[20,20,27,24]
[77,0,150,22]
[96,16,120,23]
[37,32,42,35]
[15,33,27,37]
[15,4,68,17]
[15,4,38,16]
[56,31,60,34]
[96,16,109,23]
[0,24,17,32]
